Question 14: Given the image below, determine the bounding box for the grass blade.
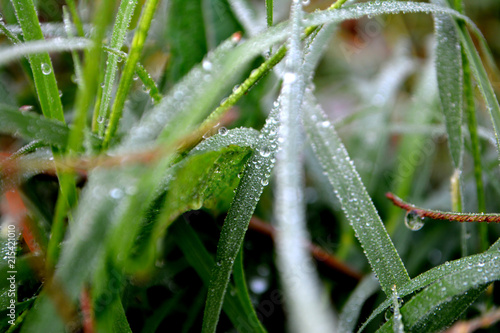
[303,91,410,295]
[0,37,91,67]
[94,0,138,136]
[201,101,279,333]
[0,105,100,149]
[103,0,160,148]
[456,24,500,161]
[338,275,380,333]
[10,0,65,122]
[434,10,463,169]
[274,2,336,332]
[359,240,500,332]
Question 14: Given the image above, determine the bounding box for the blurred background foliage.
[0,0,500,332]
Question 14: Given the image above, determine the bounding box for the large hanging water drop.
[404,210,424,231]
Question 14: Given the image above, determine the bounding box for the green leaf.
[434,8,463,169]
[0,104,101,150]
[202,102,278,333]
[303,91,410,295]
[359,242,500,332]
[161,145,253,223]
[375,250,500,333]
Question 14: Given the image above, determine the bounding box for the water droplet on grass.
[218,127,228,136]
[41,63,51,75]
[405,210,424,231]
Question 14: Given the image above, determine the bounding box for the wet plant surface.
[1,0,500,332]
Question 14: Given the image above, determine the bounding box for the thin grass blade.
[303,91,410,295]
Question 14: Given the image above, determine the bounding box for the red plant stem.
[249,216,362,280]
[386,192,500,223]
[81,287,95,333]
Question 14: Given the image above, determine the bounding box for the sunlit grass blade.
[94,0,138,136]
[201,102,279,333]
[303,91,410,295]
[103,0,160,148]
[434,10,463,169]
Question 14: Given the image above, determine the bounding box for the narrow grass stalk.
[451,170,467,256]
[47,0,117,269]
[94,0,138,135]
[10,0,65,122]
[266,0,273,27]
[64,0,85,37]
[103,0,160,149]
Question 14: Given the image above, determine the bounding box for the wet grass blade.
[434,9,463,169]
[456,23,500,161]
[201,102,279,333]
[303,91,410,295]
[0,105,100,149]
[94,0,138,136]
[10,0,65,122]
[359,240,500,332]
[103,0,160,148]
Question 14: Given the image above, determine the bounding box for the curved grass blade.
[0,105,100,149]
[359,241,500,332]
[304,1,475,34]
[303,91,410,295]
[338,275,380,333]
[94,0,138,136]
[434,10,463,169]
[0,37,91,67]
[201,101,279,333]
[376,251,500,332]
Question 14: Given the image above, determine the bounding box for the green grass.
[1,0,500,332]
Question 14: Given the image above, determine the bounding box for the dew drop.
[97,116,105,124]
[109,188,123,199]
[404,210,424,231]
[41,63,51,75]
[218,127,228,136]
[261,179,269,186]
[202,59,213,71]
[259,147,271,157]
